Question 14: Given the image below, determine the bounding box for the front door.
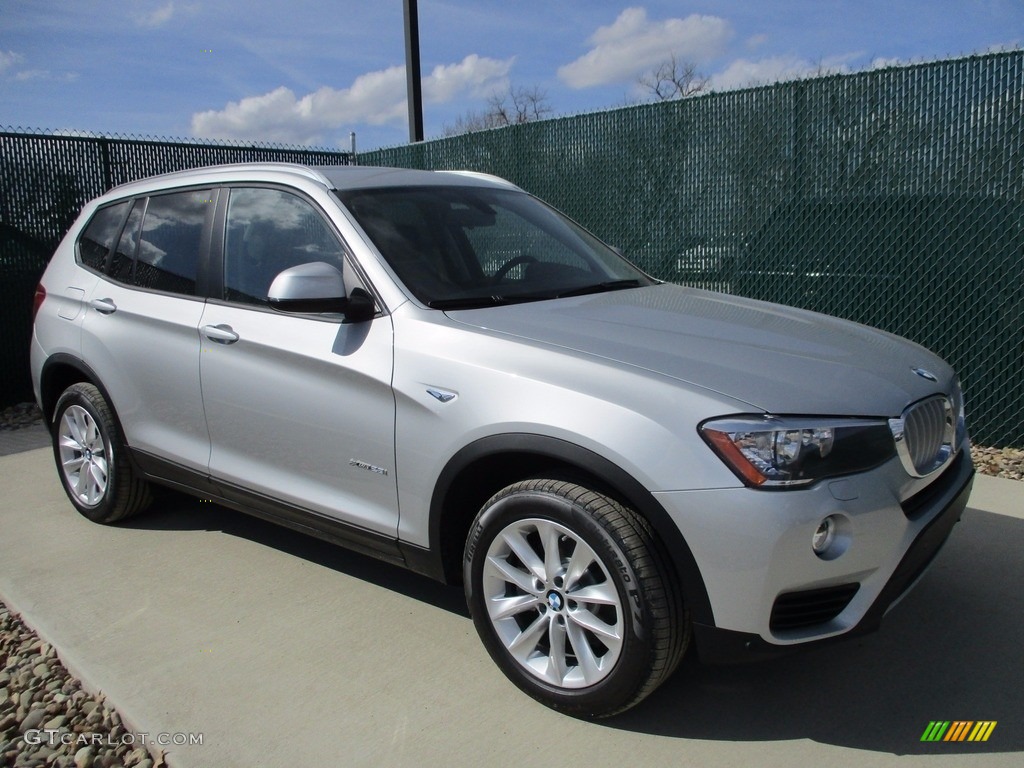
[199,187,399,537]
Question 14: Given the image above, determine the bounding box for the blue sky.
[2,1,1021,151]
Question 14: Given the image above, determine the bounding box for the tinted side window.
[109,200,144,284]
[78,202,129,271]
[134,190,212,295]
[223,188,345,305]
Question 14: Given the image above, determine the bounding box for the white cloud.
[133,2,177,28]
[1,50,77,83]
[0,50,24,75]
[558,7,732,89]
[15,69,50,81]
[870,57,905,70]
[191,54,514,144]
[709,57,803,89]
[423,54,514,102]
[709,54,860,90]
[746,34,768,50]
[822,51,866,71]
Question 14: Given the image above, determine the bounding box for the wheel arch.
[39,355,123,437]
[426,432,714,627]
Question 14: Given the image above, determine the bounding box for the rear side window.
[133,190,212,295]
[77,202,129,271]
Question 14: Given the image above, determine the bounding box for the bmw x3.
[30,163,974,717]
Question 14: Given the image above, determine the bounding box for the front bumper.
[655,447,975,664]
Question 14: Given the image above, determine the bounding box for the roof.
[317,165,520,191]
[100,162,520,202]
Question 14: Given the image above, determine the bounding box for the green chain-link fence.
[364,52,1024,447]
[2,52,1021,446]
[0,131,349,408]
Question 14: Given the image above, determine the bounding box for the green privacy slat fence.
[2,52,1021,446]
[0,130,349,410]
[364,52,1024,447]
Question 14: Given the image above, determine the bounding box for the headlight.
[700,415,896,488]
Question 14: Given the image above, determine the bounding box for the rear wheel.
[52,382,152,523]
[464,478,688,718]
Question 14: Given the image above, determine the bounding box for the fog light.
[812,516,837,555]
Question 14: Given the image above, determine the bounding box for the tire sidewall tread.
[464,478,689,718]
[51,382,151,524]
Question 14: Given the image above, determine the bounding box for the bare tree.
[444,85,553,136]
[638,54,709,101]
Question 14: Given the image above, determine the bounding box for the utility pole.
[403,0,425,142]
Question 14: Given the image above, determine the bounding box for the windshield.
[336,185,653,308]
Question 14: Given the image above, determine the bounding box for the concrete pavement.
[0,422,48,456]
[0,445,1021,768]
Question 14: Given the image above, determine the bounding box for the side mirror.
[267,262,375,322]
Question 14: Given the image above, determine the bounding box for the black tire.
[51,382,152,524]
[464,478,689,718]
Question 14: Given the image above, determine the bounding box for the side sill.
[131,449,408,570]
[399,542,444,581]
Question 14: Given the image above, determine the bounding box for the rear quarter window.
[77,201,129,271]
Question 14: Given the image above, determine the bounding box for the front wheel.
[51,382,152,524]
[464,479,689,718]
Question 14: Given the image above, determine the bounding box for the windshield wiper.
[427,294,548,310]
[428,280,646,309]
[555,279,644,298]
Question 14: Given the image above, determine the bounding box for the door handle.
[201,324,240,344]
[89,298,117,315]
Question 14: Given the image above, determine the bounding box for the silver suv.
[31,163,974,717]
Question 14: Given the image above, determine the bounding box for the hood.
[445,284,953,416]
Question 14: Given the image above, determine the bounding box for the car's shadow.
[125,496,1021,755]
[123,490,469,618]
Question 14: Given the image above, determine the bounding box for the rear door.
[80,188,214,472]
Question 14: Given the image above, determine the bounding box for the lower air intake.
[770,583,860,632]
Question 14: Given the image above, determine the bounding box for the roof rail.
[437,170,520,190]
[110,162,334,192]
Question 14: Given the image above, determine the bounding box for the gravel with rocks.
[0,603,163,768]
[971,444,1024,482]
[0,403,45,432]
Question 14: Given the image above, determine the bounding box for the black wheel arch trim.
[39,353,150,479]
[428,432,715,626]
[40,355,121,427]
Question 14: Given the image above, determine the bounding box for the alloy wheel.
[57,404,109,508]
[481,517,625,688]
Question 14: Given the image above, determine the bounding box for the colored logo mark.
[921,721,997,742]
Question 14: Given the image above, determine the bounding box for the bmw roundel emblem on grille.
[911,367,938,382]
